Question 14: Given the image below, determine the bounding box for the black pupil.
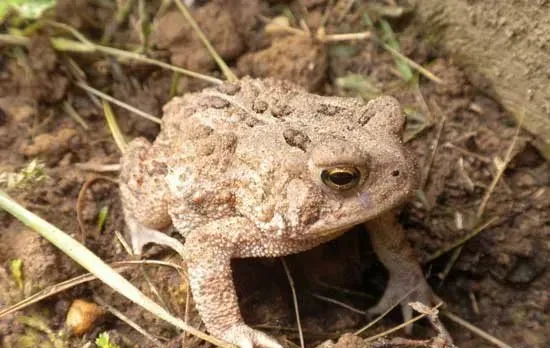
[330,171,356,185]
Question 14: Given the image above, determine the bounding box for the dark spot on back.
[271,102,292,118]
[216,83,241,95]
[252,99,269,113]
[283,128,311,152]
[219,132,238,152]
[185,123,213,139]
[358,107,375,126]
[317,104,341,116]
[0,107,7,126]
[148,161,168,176]
[207,96,230,109]
[245,117,260,128]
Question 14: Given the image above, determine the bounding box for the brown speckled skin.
[120,78,436,347]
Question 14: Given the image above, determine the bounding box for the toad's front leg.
[119,138,186,258]
[183,217,283,348]
[365,211,441,330]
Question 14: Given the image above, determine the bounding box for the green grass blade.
[0,190,234,348]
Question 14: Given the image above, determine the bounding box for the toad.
[119,77,437,347]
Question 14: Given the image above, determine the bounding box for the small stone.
[506,258,546,284]
[66,299,104,336]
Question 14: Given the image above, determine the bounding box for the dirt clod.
[20,128,80,164]
[153,1,247,72]
[237,35,328,92]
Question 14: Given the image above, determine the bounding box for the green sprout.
[0,0,56,21]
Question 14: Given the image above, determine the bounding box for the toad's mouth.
[308,216,369,238]
[305,191,406,239]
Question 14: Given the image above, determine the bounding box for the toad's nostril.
[391,170,400,177]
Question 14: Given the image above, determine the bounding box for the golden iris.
[321,167,361,191]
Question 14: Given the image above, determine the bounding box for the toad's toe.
[221,323,283,348]
[367,273,442,333]
[125,217,184,258]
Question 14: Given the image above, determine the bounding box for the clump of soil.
[152,0,266,72]
[237,34,328,91]
[1,1,549,348]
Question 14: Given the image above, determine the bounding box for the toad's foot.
[221,324,283,348]
[365,212,442,334]
[125,216,185,259]
[367,273,441,333]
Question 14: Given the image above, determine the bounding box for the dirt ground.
[0,1,548,348]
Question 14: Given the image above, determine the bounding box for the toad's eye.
[321,167,361,191]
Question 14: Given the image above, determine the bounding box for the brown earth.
[0,1,548,348]
[411,0,550,159]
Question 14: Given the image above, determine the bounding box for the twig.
[436,116,524,282]
[75,163,121,172]
[115,230,134,256]
[442,311,514,348]
[313,279,375,299]
[94,43,223,84]
[141,263,173,313]
[76,175,119,243]
[135,0,151,54]
[259,14,441,83]
[0,33,30,45]
[319,31,372,42]
[259,15,371,42]
[477,116,524,218]
[421,106,446,190]
[94,295,166,347]
[62,101,89,130]
[75,81,161,125]
[437,246,462,287]
[320,0,335,28]
[378,40,443,84]
[443,143,492,164]
[409,302,455,347]
[281,259,305,348]
[296,0,312,33]
[354,285,419,336]
[182,282,192,347]
[364,303,443,342]
[45,20,94,45]
[38,21,223,84]
[311,292,365,315]
[101,0,136,44]
[102,99,128,153]
[424,216,499,263]
[0,260,184,319]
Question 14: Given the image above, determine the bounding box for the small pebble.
[65,299,104,336]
